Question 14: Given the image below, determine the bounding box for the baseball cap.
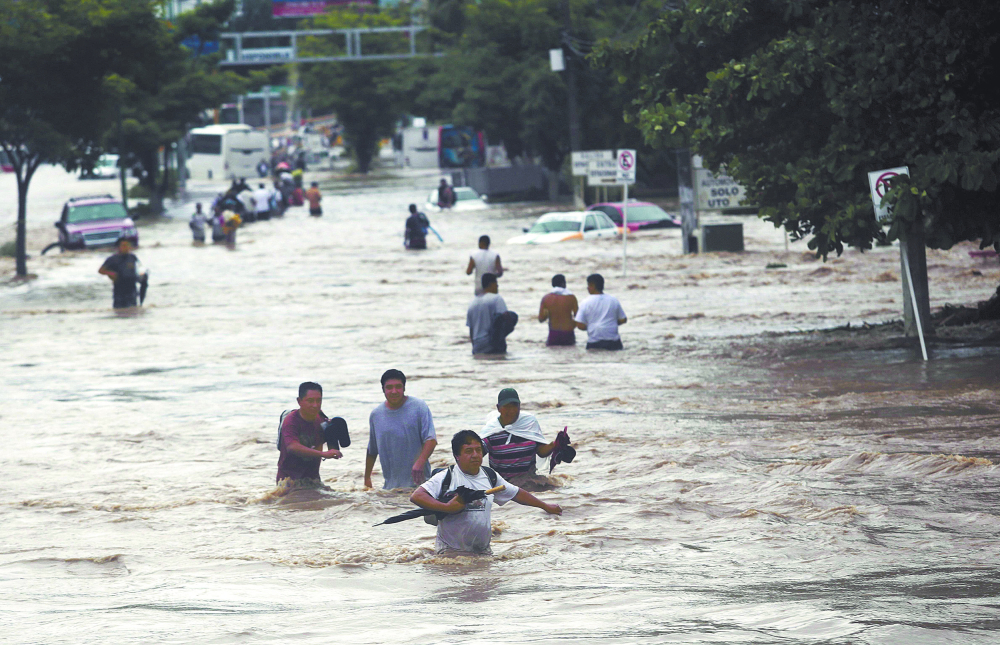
[497,388,520,406]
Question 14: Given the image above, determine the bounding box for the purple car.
[55,195,138,251]
[587,201,681,232]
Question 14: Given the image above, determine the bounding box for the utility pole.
[562,0,583,207]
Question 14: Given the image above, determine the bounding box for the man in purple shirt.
[276,382,343,484]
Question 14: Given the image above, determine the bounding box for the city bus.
[187,124,269,181]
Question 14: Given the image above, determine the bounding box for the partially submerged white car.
[507,211,621,245]
[424,186,490,212]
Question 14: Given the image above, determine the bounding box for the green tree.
[0,0,166,277]
[299,8,417,174]
[115,0,250,214]
[417,0,669,180]
[596,0,1000,256]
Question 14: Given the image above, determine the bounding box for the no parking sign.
[616,149,636,185]
[868,166,909,224]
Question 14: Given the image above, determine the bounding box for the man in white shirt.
[574,273,627,350]
[410,430,561,554]
[253,183,273,220]
[466,235,504,296]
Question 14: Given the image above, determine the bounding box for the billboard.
[272,0,369,16]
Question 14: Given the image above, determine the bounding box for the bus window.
[191,134,222,155]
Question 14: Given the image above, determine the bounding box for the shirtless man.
[538,274,579,346]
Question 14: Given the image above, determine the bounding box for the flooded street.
[2,169,999,644]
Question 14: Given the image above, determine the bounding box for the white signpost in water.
[867,166,927,361]
[616,149,636,276]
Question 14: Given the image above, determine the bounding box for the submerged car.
[424,186,489,211]
[80,154,120,180]
[587,201,681,232]
[507,211,621,245]
[55,195,137,250]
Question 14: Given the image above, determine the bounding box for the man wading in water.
[478,388,561,487]
[411,430,561,554]
[276,382,343,485]
[365,369,437,489]
[98,237,147,309]
[538,274,578,346]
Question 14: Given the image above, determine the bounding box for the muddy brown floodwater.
[2,172,999,644]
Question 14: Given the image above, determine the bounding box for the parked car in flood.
[507,211,620,245]
[55,195,137,251]
[587,201,681,232]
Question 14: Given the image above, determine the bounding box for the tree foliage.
[418,0,663,172]
[0,0,168,276]
[595,0,1000,257]
[299,8,418,173]
[114,0,250,212]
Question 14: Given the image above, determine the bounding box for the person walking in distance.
[538,274,579,346]
[404,204,430,250]
[305,181,323,217]
[466,235,503,296]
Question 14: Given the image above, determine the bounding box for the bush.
[0,240,16,258]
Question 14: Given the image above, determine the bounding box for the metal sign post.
[616,149,636,276]
[867,165,927,361]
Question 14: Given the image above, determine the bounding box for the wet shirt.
[101,252,139,308]
[405,213,428,242]
[574,294,626,343]
[276,410,326,483]
[470,249,499,295]
[367,397,436,490]
[466,293,507,354]
[421,467,518,554]
[484,432,539,479]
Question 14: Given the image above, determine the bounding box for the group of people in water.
[276,372,572,555]
[464,235,628,353]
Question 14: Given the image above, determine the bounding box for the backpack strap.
[438,465,454,499]
[482,466,498,488]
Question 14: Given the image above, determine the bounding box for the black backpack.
[424,465,498,526]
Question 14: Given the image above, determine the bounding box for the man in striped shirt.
[479,388,558,485]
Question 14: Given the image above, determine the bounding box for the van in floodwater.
[187,124,269,181]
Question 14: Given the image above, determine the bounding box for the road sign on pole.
[616,149,636,185]
[868,166,909,224]
[615,149,636,276]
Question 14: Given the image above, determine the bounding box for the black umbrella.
[373,485,504,526]
[138,273,149,306]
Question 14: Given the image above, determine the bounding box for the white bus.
[187,124,269,181]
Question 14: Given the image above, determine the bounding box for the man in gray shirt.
[365,369,437,490]
[466,273,518,354]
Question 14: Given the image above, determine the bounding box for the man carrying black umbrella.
[410,430,561,554]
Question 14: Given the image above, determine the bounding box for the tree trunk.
[12,152,40,277]
[354,130,376,174]
[547,169,560,202]
[900,220,932,338]
[16,174,28,277]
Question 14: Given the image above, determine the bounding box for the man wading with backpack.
[276,382,350,485]
[410,430,561,554]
